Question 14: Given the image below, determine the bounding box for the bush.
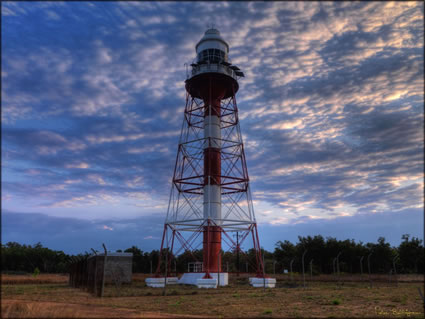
[32,267,40,278]
[332,298,341,305]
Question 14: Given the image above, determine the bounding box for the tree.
[274,240,297,272]
[366,237,394,273]
[295,235,326,273]
[124,246,144,273]
[398,234,424,274]
[1,242,69,273]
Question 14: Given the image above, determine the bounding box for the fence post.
[101,243,107,297]
[309,259,314,281]
[302,250,308,288]
[162,227,169,296]
[218,251,221,288]
[263,253,266,292]
[360,256,364,276]
[162,248,168,296]
[290,259,294,283]
[84,251,90,291]
[336,252,342,287]
[367,253,373,288]
[392,255,398,287]
[90,249,98,296]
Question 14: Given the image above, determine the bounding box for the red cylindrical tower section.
[203,95,222,187]
[203,225,222,272]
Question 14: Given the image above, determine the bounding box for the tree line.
[2,234,423,275]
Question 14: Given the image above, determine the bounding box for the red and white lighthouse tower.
[147,29,274,288]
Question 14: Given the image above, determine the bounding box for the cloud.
[2,210,165,254]
[2,209,422,255]
[65,162,90,169]
[2,2,423,251]
[45,10,60,20]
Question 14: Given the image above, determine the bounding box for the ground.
[1,273,424,318]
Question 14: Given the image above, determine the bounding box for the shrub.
[32,268,40,278]
[332,298,341,305]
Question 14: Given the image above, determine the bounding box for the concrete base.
[196,278,217,289]
[145,277,179,288]
[178,273,228,286]
[249,277,276,288]
[166,277,179,285]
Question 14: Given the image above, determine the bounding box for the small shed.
[87,252,133,284]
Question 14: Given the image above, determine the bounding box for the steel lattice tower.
[154,29,265,280]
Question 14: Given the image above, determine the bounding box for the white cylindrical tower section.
[203,114,221,223]
[204,184,221,221]
[204,115,221,149]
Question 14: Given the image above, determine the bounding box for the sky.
[2,1,424,255]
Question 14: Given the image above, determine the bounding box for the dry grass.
[2,300,79,318]
[1,299,190,318]
[1,273,69,285]
[2,274,424,318]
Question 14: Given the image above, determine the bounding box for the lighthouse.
[146,29,276,288]
[187,28,237,275]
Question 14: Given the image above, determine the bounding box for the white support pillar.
[203,114,221,223]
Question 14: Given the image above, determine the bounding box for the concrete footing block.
[145,277,179,288]
[249,277,276,288]
[179,273,228,286]
[166,277,179,285]
[196,278,218,288]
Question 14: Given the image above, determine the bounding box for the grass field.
[2,273,424,318]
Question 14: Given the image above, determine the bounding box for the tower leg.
[168,230,176,276]
[154,224,167,277]
[252,223,265,277]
